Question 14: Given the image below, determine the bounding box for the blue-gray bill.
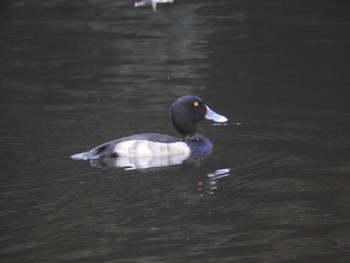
[205,106,228,123]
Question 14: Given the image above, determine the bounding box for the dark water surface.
[1,0,350,262]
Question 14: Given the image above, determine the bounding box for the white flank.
[115,154,188,170]
[114,140,190,157]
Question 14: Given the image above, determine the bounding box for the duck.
[71,95,228,161]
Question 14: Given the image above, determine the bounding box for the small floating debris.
[212,122,241,126]
[134,0,174,12]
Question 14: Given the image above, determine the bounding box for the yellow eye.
[194,101,199,107]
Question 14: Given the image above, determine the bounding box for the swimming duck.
[71,95,228,161]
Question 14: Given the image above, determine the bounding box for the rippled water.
[1,0,350,262]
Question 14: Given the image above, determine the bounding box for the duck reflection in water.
[175,163,231,197]
[91,156,231,197]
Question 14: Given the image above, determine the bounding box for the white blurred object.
[135,0,174,12]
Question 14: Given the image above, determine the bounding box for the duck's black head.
[170,95,228,137]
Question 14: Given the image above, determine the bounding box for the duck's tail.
[70,152,90,160]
